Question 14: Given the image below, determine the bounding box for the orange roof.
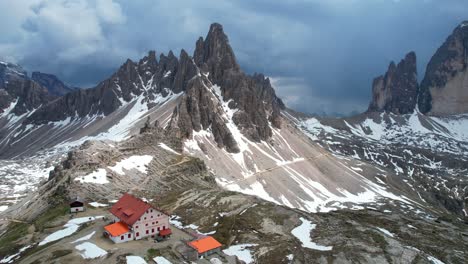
[187,236,222,254]
[104,222,130,237]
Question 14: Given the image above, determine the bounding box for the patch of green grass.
[364,230,388,249]
[146,248,162,260]
[50,249,72,259]
[0,222,29,257]
[33,204,68,232]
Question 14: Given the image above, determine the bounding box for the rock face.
[189,23,285,142]
[167,74,240,152]
[418,21,468,115]
[31,72,75,96]
[0,62,55,115]
[368,52,418,114]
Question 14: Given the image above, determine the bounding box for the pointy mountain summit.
[368,51,418,114]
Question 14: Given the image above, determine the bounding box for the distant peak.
[168,50,176,58]
[405,51,416,61]
[180,49,189,58]
[208,23,224,34]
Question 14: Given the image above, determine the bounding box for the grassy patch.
[50,249,72,259]
[33,204,68,232]
[363,230,388,249]
[146,248,162,260]
[0,222,29,257]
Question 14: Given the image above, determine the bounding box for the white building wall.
[131,208,170,240]
[109,232,133,243]
[70,206,84,213]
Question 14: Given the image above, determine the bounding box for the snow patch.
[291,217,332,251]
[427,255,445,264]
[223,244,257,264]
[39,216,103,245]
[153,256,172,264]
[75,169,108,184]
[376,227,394,237]
[126,256,148,264]
[89,202,109,207]
[72,231,96,243]
[75,242,107,259]
[158,143,180,155]
[108,155,153,175]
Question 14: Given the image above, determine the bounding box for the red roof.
[187,236,222,254]
[104,222,130,237]
[110,193,151,225]
[159,228,172,236]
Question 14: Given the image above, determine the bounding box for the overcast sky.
[0,0,467,116]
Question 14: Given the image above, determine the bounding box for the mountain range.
[0,22,467,264]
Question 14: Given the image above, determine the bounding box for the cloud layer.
[0,0,467,115]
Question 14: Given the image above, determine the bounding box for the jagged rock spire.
[368,51,418,114]
[193,23,240,84]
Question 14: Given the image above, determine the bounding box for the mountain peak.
[368,51,418,114]
[31,71,74,96]
[208,22,224,35]
[193,23,239,83]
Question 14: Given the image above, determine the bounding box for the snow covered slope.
[179,81,422,213]
[290,111,468,215]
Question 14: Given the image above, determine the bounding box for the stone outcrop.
[418,21,468,115]
[368,52,418,114]
[0,62,55,115]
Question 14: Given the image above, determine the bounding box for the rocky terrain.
[1,126,466,263]
[0,22,467,264]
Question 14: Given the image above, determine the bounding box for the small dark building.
[70,196,85,213]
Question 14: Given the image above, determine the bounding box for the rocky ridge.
[31,71,75,96]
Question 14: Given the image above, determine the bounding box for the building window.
[145,223,148,226]
[151,216,153,218]
[157,227,160,231]
[152,228,154,233]
[150,209,153,212]
[128,233,131,238]
[136,232,139,237]
[146,230,149,234]
[163,226,165,230]
[121,236,124,240]
[156,221,158,224]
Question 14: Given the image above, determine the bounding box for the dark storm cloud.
[0,0,467,115]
